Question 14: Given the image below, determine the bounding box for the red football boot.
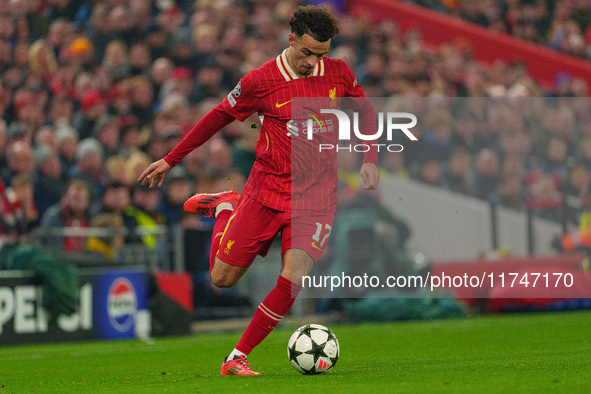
[183,190,239,218]
[220,355,261,376]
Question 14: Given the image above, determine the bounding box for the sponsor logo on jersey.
[107,277,137,332]
[228,93,236,107]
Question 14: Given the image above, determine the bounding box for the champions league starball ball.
[287,324,339,374]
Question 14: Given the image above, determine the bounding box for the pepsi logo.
[107,277,137,332]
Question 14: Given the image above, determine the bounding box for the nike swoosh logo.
[275,100,292,108]
[311,242,322,251]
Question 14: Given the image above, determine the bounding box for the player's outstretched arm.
[360,162,379,190]
[138,159,171,188]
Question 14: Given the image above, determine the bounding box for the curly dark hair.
[289,5,339,42]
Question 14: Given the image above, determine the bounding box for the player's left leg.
[222,249,313,375]
[221,211,333,375]
[233,249,313,351]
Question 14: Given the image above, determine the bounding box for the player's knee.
[210,261,239,288]
[210,272,237,288]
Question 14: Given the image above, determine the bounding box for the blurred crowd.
[409,0,591,61]
[0,0,589,259]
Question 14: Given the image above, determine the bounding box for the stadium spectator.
[142,23,169,60]
[206,137,234,173]
[525,136,568,220]
[124,184,166,250]
[107,5,136,47]
[417,158,445,187]
[89,181,131,219]
[119,114,142,157]
[129,42,152,77]
[7,174,39,232]
[470,148,501,201]
[28,39,58,84]
[1,141,35,187]
[39,178,91,253]
[125,151,152,187]
[129,76,154,128]
[418,109,454,163]
[55,123,79,170]
[72,90,108,140]
[69,137,105,205]
[443,146,473,195]
[12,90,45,139]
[150,57,175,99]
[67,37,96,69]
[156,165,202,231]
[34,126,57,152]
[500,153,527,180]
[108,79,132,117]
[563,162,590,222]
[85,212,125,261]
[104,154,128,185]
[102,39,131,80]
[497,173,525,210]
[93,114,121,157]
[33,146,67,216]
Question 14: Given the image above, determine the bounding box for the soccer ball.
[287,324,339,374]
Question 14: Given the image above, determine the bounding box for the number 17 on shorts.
[289,214,334,262]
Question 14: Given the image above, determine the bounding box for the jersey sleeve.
[219,71,261,121]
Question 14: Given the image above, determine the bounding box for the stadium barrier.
[32,225,185,271]
[348,0,591,90]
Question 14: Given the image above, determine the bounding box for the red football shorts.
[215,195,334,268]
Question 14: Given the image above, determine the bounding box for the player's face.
[288,33,330,77]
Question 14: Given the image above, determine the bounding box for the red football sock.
[235,275,302,355]
[209,209,232,276]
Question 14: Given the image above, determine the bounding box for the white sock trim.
[215,202,234,218]
[228,348,247,360]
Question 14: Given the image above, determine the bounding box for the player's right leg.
[184,190,241,281]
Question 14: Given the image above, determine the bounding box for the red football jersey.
[219,49,376,214]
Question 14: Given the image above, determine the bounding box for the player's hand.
[360,162,379,190]
[138,159,171,188]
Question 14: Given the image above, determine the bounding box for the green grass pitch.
[2,310,590,393]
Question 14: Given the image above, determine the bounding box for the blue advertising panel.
[92,269,149,340]
[0,267,149,345]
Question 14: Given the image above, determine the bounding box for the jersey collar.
[276,49,324,81]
